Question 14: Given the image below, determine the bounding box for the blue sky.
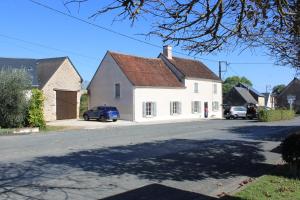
[0,0,296,92]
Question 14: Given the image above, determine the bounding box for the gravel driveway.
[0,118,299,200]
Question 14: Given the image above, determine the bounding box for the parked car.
[224,106,247,119]
[246,106,258,119]
[83,106,120,122]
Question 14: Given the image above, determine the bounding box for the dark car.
[246,106,258,119]
[83,106,120,122]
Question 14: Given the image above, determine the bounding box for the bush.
[0,69,31,128]
[80,93,89,117]
[259,109,295,122]
[281,132,300,176]
[26,89,46,128]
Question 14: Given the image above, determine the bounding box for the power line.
[0,33,99,61]
[229,62,274,65]
[28,0,219,63]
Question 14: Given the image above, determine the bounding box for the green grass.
[233,175,300,200]
[40,126,70,132]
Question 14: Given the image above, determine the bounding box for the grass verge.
[40,126,71,132]
[231,171,300,200]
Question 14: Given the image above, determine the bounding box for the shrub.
[80,93,89,117]
[26,89,46,128]
[259,109,295,122]
[0,69,31,128]
[281,132,300,176]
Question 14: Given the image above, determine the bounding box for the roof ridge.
[109,51,161,61]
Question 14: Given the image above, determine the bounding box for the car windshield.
[234,107,246,111]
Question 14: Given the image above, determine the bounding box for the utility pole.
[218,61,227,80]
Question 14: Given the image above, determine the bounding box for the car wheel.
[234,114,238,119]
[113,119,117,122]
[83,114,89,121]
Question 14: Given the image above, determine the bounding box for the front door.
[204,102,208,118]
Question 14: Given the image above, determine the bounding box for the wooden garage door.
[56,90,77,120]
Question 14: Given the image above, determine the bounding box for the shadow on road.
[0,139,273,199]
[227,125,300,141]
[100,183,217,200]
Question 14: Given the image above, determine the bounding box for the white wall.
[88,53,134,120]
[134,78,222,122]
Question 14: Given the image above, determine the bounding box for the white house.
[88,46,222,122]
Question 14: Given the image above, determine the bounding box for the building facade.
[88,47,222,122]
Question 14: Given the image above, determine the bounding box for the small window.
[115,83,120,99]
[194,83,199,93]
[170,101,181,115]
[192,101,201,113]
[212,101,219,111]
[213,84,217,94]
[143,102,156,117]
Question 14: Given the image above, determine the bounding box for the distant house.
[276,78,300,113]
[236,83,265,106]
[88,46,222,122]
[223,86,258,106]
[262,93,275,108]
[0,57,82,121]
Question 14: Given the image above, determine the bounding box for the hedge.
[26,89,46,128]
[258,109,295,122]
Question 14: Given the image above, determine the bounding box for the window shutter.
[142,102,146,117]
[178,102,182,114]
[191,101,194,113]
[170,101,173,115]
[152,102,157,117]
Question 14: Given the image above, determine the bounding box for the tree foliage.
[64,0,300,68]
[0,69,31,128]
[27,89,46,128]
[272,84,286,95]
[223,76,252,94]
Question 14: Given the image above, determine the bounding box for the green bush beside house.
[258,109,295,122]
[26,89,46,129]
[0,69,31,128]
[80,93,89,118]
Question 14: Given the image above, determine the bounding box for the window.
[115,83,120,99]
[143,102,156,117]
[194,83,199,93]
[212,101,219,111]
[192,101,201,113]
[213,84,217,94]
[170,101,181,115]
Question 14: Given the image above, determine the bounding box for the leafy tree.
[64,0,299,68]
[272,84,286,95]
[80,93,89,117]
[27,89,46,128]
[0,69,31,128]
[223,76,252,94]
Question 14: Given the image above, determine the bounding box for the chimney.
[163,45,172,59]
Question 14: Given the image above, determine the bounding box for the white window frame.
[212,101,219,111]
[170,101,181,115]
[194,82,199,93]
[115,83,120,99]
[192,101,201,113]
[213,84,217,95]
[143,102,157,118]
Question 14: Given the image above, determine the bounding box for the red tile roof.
[166,56,221,81]
[109,52,183,87]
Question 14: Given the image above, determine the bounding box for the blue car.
[83,106,120,122]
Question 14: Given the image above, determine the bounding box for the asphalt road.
[0,118,299,200]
